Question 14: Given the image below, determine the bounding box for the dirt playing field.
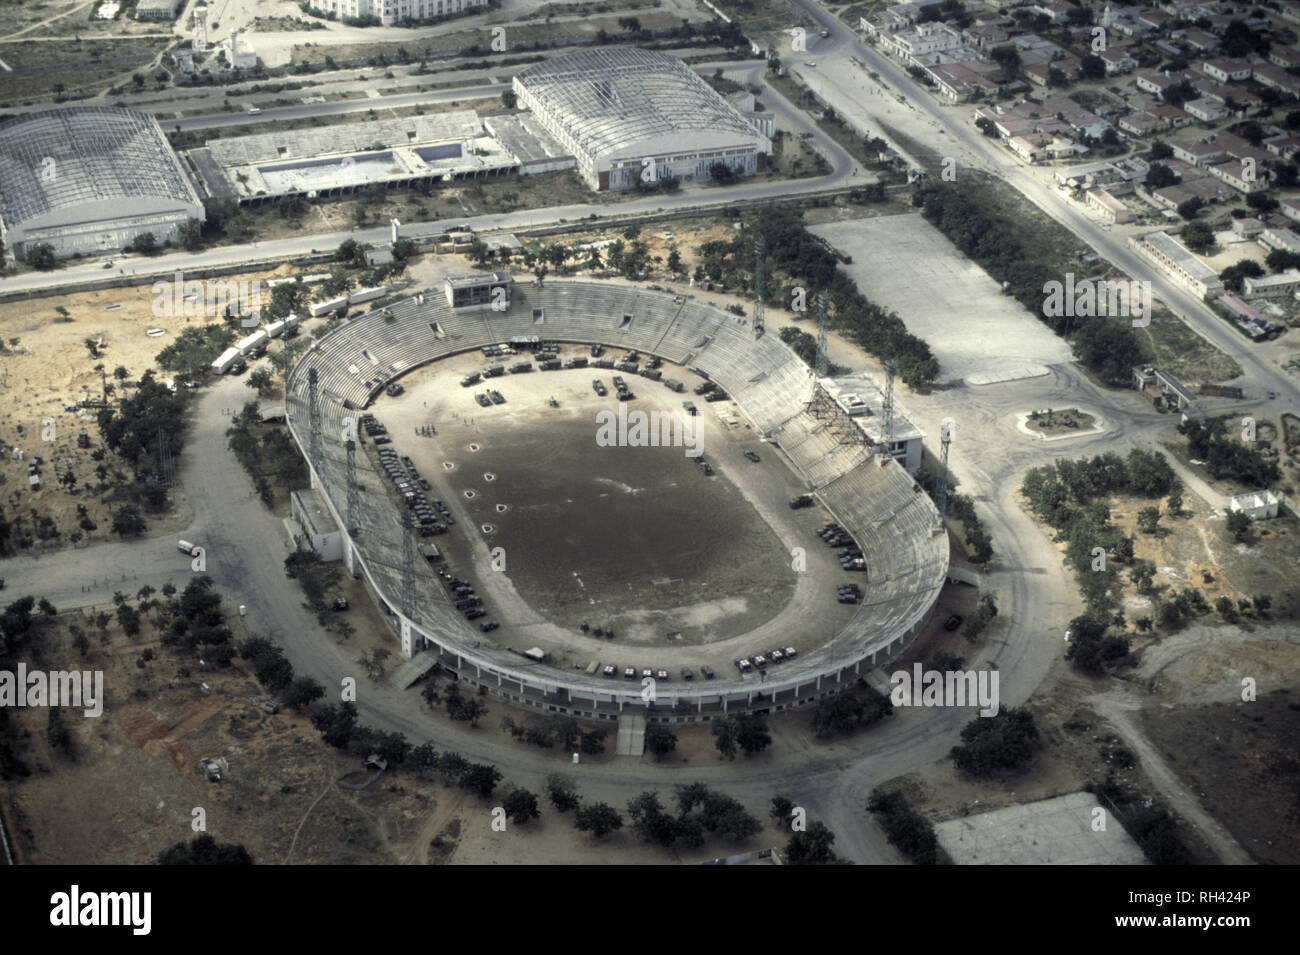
[373,349,817,648]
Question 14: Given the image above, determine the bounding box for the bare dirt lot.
[0,264,313,552]
[1,603,790,865]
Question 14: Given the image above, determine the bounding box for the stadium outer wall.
[284,285,946,724]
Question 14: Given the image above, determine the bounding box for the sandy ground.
[0,265,312,552]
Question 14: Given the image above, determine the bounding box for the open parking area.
[810,214,1075,384]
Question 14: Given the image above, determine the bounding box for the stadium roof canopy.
[515,48,761,162]
[0,106,201,233]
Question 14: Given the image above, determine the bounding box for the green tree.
[27,244,58,270]
[177,219,204,252]
[1136,506,1161,535]
[158,834,253,865]
[770,795,795,826]
[545,773,580,813]
[501,90,518,109]
[247,367,275,397]
[155,324,236,383]
[712,717,738,760]
[645,723,677,759]
[502,787,540,824]
[574,802,623,838]
[282,676,325,709]
[783,820,840,865]
[1181,221,1215,254]
[1225,510,1252,543]
[459,762,502,799]
[1129,559,1157,594]
[949,708,1039,776]
[1165,479,1184,515]
[111,505,146,537]
[126,232,158,255]
[735,713,772,755]
[666,245,684,275]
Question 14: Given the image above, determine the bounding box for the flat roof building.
[1130,230,1223,298]
[445,270,513,308]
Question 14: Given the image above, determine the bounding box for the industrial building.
[0,106,205,261]
[183,110,567,204]
[513,48,771,191]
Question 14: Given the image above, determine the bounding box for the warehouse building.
[0,106,204,260]
[513,48,771,191]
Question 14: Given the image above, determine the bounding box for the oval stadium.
[285,276,949,724]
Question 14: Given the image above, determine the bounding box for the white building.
[304,0,489,24]
[1229,490,1279,521]
[1131,230,1223,298]
[223,28,257,70]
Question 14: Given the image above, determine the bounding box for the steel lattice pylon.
[400,513,416,620]
[883,359,896,450]
[815,292,829,377]
[935,422,952,525]
[307,367,322,470]
[345,439,359,535]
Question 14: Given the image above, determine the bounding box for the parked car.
[743,450,761,463]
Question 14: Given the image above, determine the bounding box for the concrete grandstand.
[283,282,949,724]
[513,48,772,191]
[0,107,204,260]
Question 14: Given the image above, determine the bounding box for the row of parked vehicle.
[600,664,717,681]
[436,566,498,631]
[611,375,635,402]
[376,446,453,537]
[735,646,799,673]
[820,522,866,572]
[838,583,863,605]
[474,390,505,407]
[361,414,393,446]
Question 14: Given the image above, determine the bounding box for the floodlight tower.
[345,439,360,535]
[307,367,323,471]
[815,292,829,377]
[882,359,896,450]
[753,235,766,340]
[400,513,416,620]
[935,421,952,525]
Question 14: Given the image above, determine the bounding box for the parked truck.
[177,539,201,556]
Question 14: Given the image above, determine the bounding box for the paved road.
[0,64,863,299]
